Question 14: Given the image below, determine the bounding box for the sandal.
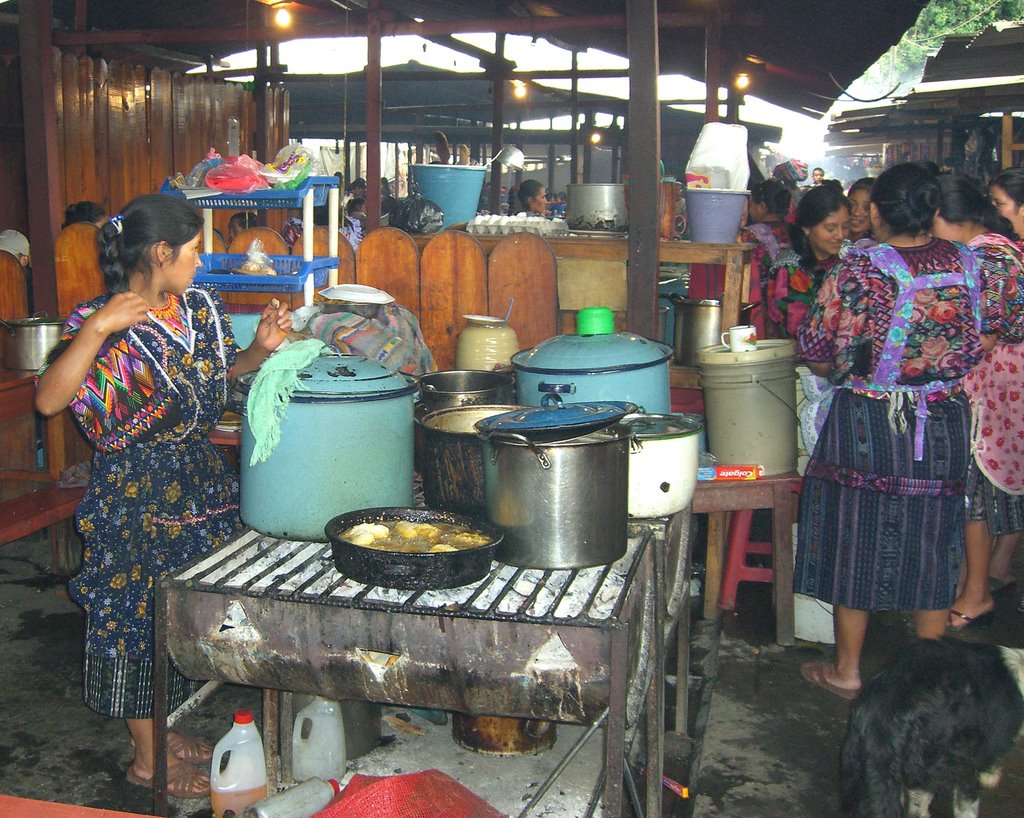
[129,731,214,765]
[988,576,1017,595]
[166,732,214,764]
[799,661,860,701]
[948,607,995,630]
[126,760,210,799]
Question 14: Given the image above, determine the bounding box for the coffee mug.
[721,324,757,352]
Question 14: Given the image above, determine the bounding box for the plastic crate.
[160,176,338,209]
[194,253,336,292]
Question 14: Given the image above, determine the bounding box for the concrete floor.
[2,527,1024,818]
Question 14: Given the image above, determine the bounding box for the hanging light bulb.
[734,72,751,91]
[512,80,528,99]
[274,5,292,27]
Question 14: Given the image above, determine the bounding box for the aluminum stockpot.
[1,316,64,371]
[669,295,721,367]
[479,425,630,569]
[565,183,628,232]
[239,352,417,542]
[415,369,515,416]
[622,413,702,518]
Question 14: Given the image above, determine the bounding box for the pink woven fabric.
[315,770,506,818]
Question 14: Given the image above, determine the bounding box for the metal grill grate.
[173,528,651,627]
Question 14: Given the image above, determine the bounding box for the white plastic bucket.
[684,188,748,244]
[696,340,798,475]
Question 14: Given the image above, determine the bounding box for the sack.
[389,194,444,234]
[686,122,750,190]
[315,769,505,818]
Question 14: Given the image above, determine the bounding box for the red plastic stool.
[718,508,773,610]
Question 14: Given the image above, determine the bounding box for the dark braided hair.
[750,179,792,219]
[98,194,203,293]
[936,174,1016,240]
[870,162,940,237]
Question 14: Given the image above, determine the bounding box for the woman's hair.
[990,167,1024,208]
[228,211,258,233]
[98,194,202,293]
[936,174,1016,239]
[870,162,940,236]
[847,176,874,198]
[749,179,792,218]
[787,184,850,267]
[62,200,106,229]
[346,197,366,215]
[517,179,544,210]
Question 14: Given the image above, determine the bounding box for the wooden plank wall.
[2,49,291,242]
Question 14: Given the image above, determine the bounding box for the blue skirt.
[794,389,969,611]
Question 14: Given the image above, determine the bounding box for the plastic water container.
[291,696,347,782]
[240,778,341,818]
[410,164,487,228]
[211,710,268,818]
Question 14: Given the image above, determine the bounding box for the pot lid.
[622,412,703,440]
[474,394,636,440]
[696,339,796,367]
[238,352,416,401]
[511,332,672,374]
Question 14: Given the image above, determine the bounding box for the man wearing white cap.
[0,229,30,268]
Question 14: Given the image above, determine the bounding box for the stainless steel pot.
[565,183,628,232]
[479,425,630,569]
[1,317,64,371]
[416,369,515,416]
[669,296,721,367]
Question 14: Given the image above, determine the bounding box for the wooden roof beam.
[53,11,760,47]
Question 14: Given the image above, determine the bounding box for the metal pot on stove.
[475,397,633,569]
[237,351,417,542]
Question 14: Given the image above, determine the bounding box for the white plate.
[319,284,395,304]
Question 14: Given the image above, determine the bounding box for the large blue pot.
[239,352,417,541]
[511,331,672,413]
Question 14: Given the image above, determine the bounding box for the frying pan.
[325,507,502,590]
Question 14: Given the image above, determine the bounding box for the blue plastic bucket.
[684,188,748,244]
[410,164,487,228]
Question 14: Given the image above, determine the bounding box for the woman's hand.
[252,298,292,353]
[92,291,152,336]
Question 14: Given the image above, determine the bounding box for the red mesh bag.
[315,769,507,818]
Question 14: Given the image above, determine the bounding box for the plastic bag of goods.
[685,123,750,190]
[259,143,314,190]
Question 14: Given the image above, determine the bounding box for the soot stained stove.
[155,525,664,816]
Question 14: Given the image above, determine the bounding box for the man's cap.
[0,229,30,257]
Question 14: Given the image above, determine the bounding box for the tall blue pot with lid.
[511,307,672,413]
[238,351,417,542]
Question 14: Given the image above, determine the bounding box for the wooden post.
[570,50,580,184]
[626,0,660,341]
[365,0,383,230]
[704,5,722,123]
[488,33,507,216]
[18,0,63,317]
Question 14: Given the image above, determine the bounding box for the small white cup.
[721,324,757,352]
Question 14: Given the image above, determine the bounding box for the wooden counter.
[0,794,154,818]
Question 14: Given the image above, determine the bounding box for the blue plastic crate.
[160,176,338,209]
[194,253,336,292]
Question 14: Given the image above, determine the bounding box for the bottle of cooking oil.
[210,710,268,818]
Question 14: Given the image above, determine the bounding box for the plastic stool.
[718,508,773,610]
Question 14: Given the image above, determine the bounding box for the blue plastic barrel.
[410,164,487,228]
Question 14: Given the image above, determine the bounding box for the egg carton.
[467,214,569,237]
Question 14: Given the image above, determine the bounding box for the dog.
[840,637,1024,818]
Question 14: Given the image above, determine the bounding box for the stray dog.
[840,637,1024,818]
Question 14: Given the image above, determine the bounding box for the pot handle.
[538,382,575,395]
[0,318,13,335]
[483,431,552,470]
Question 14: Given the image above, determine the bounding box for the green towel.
[246,338,326,466]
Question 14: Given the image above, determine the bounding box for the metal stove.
[155,523,675,816]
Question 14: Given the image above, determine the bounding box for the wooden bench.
[0,485,86,547]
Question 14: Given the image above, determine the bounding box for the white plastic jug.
[211,710,268,818]
[291,696,347,782]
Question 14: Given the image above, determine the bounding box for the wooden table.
[0,795,154,818]
[692,472,802,647]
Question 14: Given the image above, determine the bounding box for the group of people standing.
[741,161,1024,699]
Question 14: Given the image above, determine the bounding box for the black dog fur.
[840,637,1024,818]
